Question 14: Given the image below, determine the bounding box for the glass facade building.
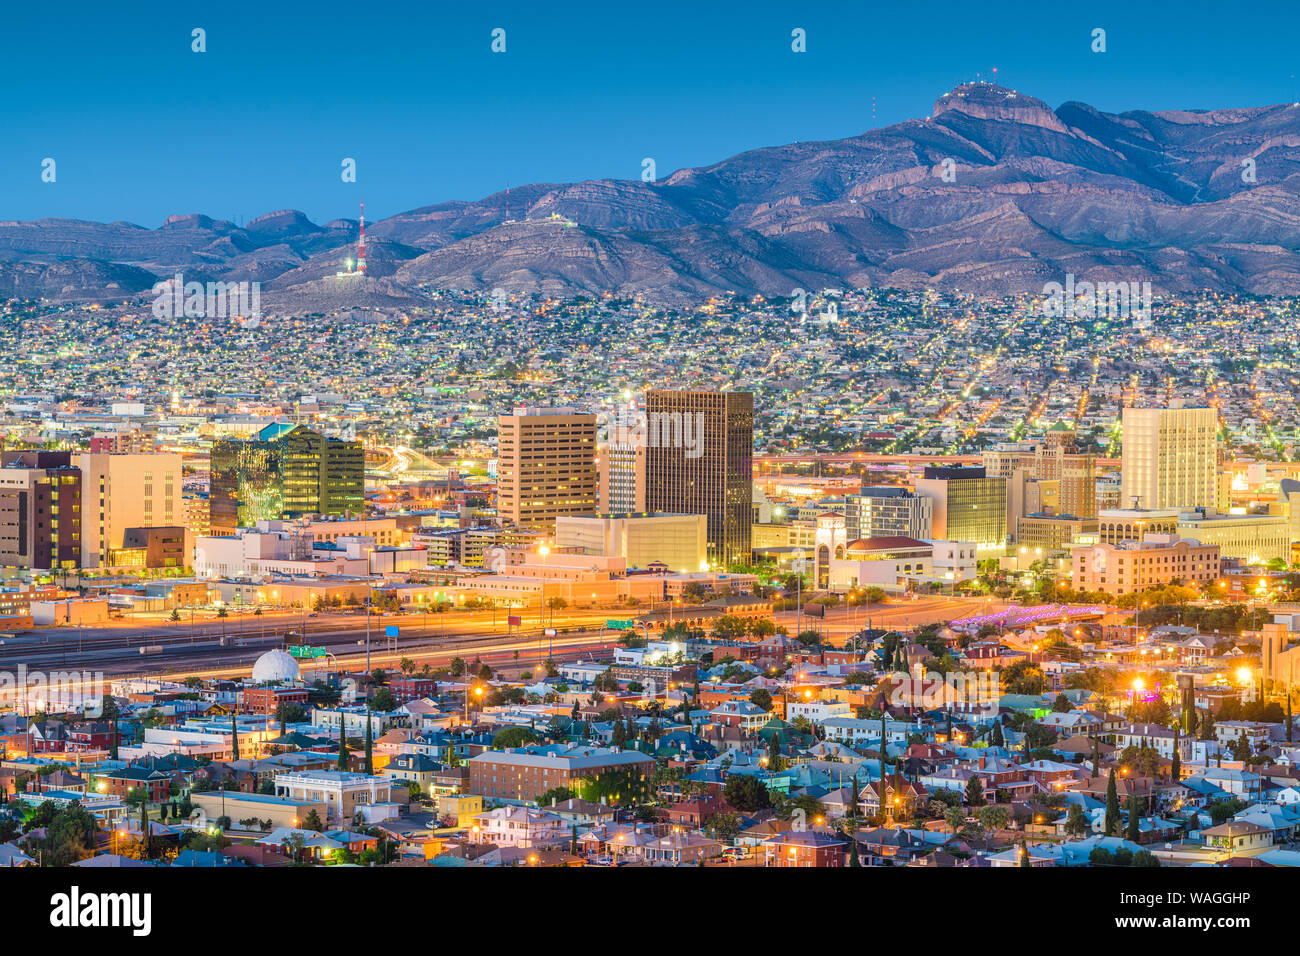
[209,424,364,532]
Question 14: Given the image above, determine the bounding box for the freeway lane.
[0,595,1011,680]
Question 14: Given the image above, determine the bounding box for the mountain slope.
[7,82,1300,304]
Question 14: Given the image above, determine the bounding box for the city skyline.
[2,0,1297,917]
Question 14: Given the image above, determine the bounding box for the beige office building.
[496,407,598,533]
[554,513,707,572]
[77,453,183,568]
[1071,534,1220,596]
[983,428,1096,518]
[1120,406,1218,511]
[1175,510,1289,565]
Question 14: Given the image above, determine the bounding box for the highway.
[0,594,1017,683]
[0,606,628,682]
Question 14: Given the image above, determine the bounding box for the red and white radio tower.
[357,201,367,275]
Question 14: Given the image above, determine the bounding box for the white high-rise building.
[1120,406,1218,511]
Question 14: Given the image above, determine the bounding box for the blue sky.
[4,0,1298,225]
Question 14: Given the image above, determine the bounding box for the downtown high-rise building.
[600,437,646,513]
[209,424,365,533]
[914,465,1007,554]
[77,452,184,568]
[0,451,82,570]
[496,407,598,532]
[644,390,753,566]
[843,487,932,541]
[1120,405,1218,511]
[982,427,1096,518]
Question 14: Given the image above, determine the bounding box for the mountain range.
[8,82,1300,307]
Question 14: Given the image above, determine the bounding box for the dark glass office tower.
[644,390,753,567]
[210,424,364,532]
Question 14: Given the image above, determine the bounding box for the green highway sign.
[606,619,634,630]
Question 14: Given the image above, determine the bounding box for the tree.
[370,687,397,712]
[722,774,771,812]
[1126,795,1141,843]
[231,711,240,761]
[1105,769,1120,836]
[990,722,1004,748]
[944,807,966,833]
[31,801,97,866]
[977,804,1010,833]
[964,776,984,807]
[492,726,539,749]
[768,727,782,764]
[303,808,324,831]
[337,718,350,770]
[1116,744,1162,779]
[1064,803,1087,838]
[1171,729,1181,780]
[363,709,374,775]
[848,837,861,867]
[1052,694,1072,713]
[140,802,152,860]
[750,688,773,712]
[1000,660,1046,695]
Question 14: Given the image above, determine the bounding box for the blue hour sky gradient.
[4,0,1299,225]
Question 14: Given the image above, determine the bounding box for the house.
[859,775,927,820]
[1215,721,1273,751]
[384,753,442,793]
[466,746,653,802]
[709,700,769,733]
[763,830,847,867]
[643,831,722,864]
[542,797,618,827]
[662,796,727,828]
[851,826,935,866]
[1109,723,1179,758]
[99,766,171,802]
[1022,759,1086,790]
[1201,820,1274,856]
[470,806,564,848]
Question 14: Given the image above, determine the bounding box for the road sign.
[507,614,522,627]
[606,619,633,630]
[385,625,399,639]
[544,628,557,637]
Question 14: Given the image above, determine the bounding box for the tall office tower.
[209,424,365,534]
[496,407,598,532]
[600,437,646,513]
[644,390,753,567]
[914,465,1007,554]
[843,487,933,540]
[76,452,183,568]
[0,451,82,570]
[983,430,1096,518]
[1120,406,1218,511]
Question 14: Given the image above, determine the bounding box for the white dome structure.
[251,649,301,684]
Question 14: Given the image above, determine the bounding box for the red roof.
[846,536,931,551]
